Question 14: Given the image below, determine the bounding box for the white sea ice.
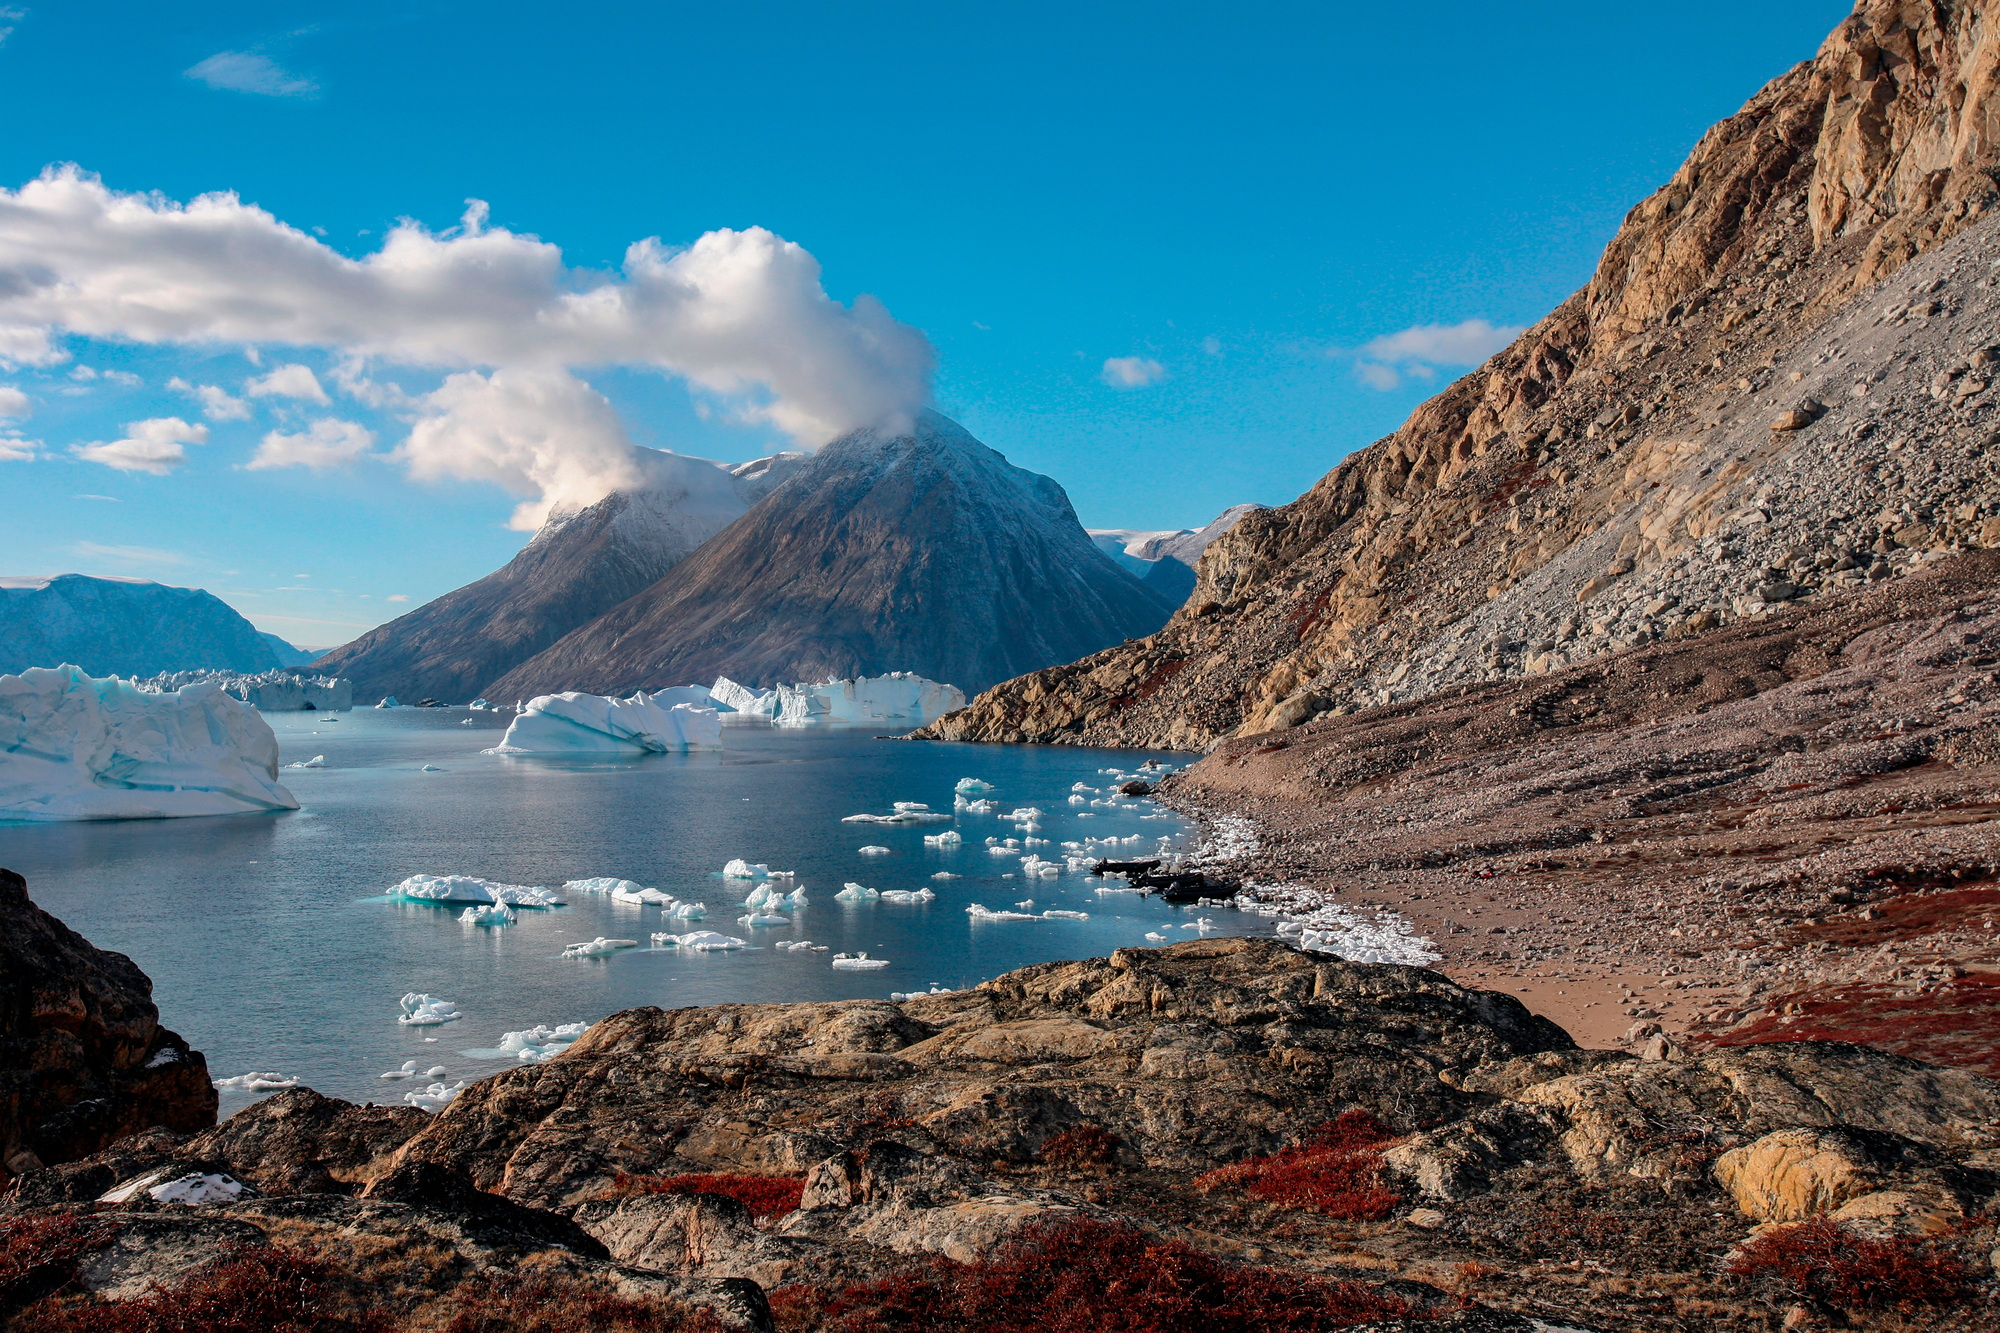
[562,937,639,958]
[404,1081,464,1112]
[286,755,326,769]
[469,699,492,710]
[645,684,717,708]
[965,903,1038,922]
[773,939,820,952]
[380,1059,447,1080]
[1235,882,1441,966]
[835,882,879,902]
[930,872,960,880]
[149,1173,246,1206]
[0,666,299,822]
[954,778,993,794]
[1145,932,1168,942]
[857,845,891,856]
[398,994,460,1026]
[1042,909,1089,921]
[1019,856,1060,878]
[654,930,745,950]
[710,676,779,716]
[212,1071,299,1093]
[739,912,791,926]
[771,673,966,727]
[956,796,999,815]
[923,830,962,847]
[459,903,516,926]
[843,804,951,824]
[831,952,890,970]
[391,874,564,908]
[723,859,769,878]
[494,1021,589,1063]
[879,888,935,904]
[486,691,722,754]
[668,902,708,919]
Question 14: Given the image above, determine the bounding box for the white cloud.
[0,168,934,514]
[71,540,187,566]
[0,323,61,367]
[75,493,119,501]
[248,417,375,470]
[1352,318,1522,391]
[167,376,252,420]
[0,436,35,462]
[71,416,207,474]
[386,594,409,602]
[400,369,640,530]
[0,8,23,47]
[0,385,28,418]
[185,52,318,98]
[1101,356,1167,389]
[245,362,329,403]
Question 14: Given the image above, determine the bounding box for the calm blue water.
[0,710,1269,1112]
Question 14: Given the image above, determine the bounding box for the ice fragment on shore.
[390,874,563,908]
[891,985,957,1001]
[562,937,639,958]
[832,951,890,970]
[398,994,461,1026]
[212,1071,299,1093]
[486,691,722,754]
[1236,881,1441,966]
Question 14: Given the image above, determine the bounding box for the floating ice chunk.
[739,912,791,926]
[1145,932,1168,942]
[0,666,299,822]
[390,874,563,908]
[772,674,965,727]
[495,1021,588,1063]
[835,883,880,902]
[377,697,401,709]
[459,903,516,926]
[286,755,326,769]
[956,796,999,815]
[965,903,1038,922]
[1043,909,1089,921]
[486,691,722,754]
[857,845,890,856]
[954,778,993,794]
[831,951,890,970]
[785,887,808,905]
[148,1173,246,1206]
[398,994,460,1026]
[930,872,960,880]
[843,807,951,824]
[987,845,1021,857]
[654,930,745,950]
[773,939,818,952]
[616,885,675,906]
[460,718,476,725]
[1004,808,1043,822]
[562,937,639,958]
[404,1081,464,1112]
[469,699,492,710]
[1019,856,1061,878]
[879,888,935,904]
[1067,794,1086,805]
[710,676,779,716]
[212,1071,299,1093]
[891,984,957,1001]
[422,764,445,772]
[667,902,707,920]
[923,830,962,847]
[379,1059,448,1080]
[723,859,769,879]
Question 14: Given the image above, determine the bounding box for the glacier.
[772,673,966,727]
[0,665,299,822]
[486,690,723,754]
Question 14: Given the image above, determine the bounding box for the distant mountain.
[487,411,1175,700]
[259,634,318,668]
[1089,504,1262,606]
[0,575,300,678]
[312,448,805,703]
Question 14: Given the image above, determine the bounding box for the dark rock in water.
[1118,779,1155,796]
[489,412,1175,700]
[0,868,215,1177]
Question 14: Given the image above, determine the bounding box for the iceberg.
[286,755,326,769]
[404,1081,464,1112]
[710,676,779,716]
[0,666,299,822]
[879,888,935,904]
[390,874,564,908]
[842,804,951,824]
[667,902,708,919]
[562,937,639,958]
[954,777,993,794]
[488,1021,589,1063]
[831,951,890,970]
[380,1059,448,1080]
[398,994,461,1026]
[137,670,353,712]
[723,859,770,878]
[1042,909,1089,921]
[486,691,722,754]
[212,1071,300,1093]
[857,845,891,856]
[458,903,516,926]
[771,673,966,727]
[835,882,879,902]
[377,697,401,709]
[653,929,745,950]
[924,830,962,847]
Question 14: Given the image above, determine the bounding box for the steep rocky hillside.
[489,412,1173,699]
[927,0,2000,748]
[312,449,800,703]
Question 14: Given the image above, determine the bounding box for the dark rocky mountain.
[311,448,802,703]
[0,574,301,678]
[487,412,1176,700]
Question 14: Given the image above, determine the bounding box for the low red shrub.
[0,1212,115,1310]
[1039,1124,1121,1168]
[439,1273,725,1332]
[1726,1218,1968,1310]
[620,1171,806,1218]
[14,1243,389,1333]
[771,1215,1429,1333]
[1194,1110,1402,1220]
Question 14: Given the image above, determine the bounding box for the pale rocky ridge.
[925,0,2000,749]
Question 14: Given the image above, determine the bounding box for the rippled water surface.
[0,709,1271,1110]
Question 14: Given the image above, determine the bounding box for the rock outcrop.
[489,412,1175,699]
[0,867,214,1178]
[925,0,2000,750]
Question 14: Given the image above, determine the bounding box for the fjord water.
[0,709,1271,1111]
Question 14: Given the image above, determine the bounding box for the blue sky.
[0,0,1852,647]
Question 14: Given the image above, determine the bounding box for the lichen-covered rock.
[182,1087,426,1195]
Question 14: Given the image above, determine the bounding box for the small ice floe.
[832,952,890,970]
[930,872,961,880]
[562,937,639,958]
[723,859,770,879]
[954,778,994,794]
[742,883,801,911]
[1145,932,1168,942]
[490,1022,588,1063]
[843,803,951,824]
[924,830,962,847]
[404,1081,464,1112]
[653,930,745,950]
[739,912,791,926]
[879,887,935,904]
[421,764,446,772]
[286,755,326,769]
[1042,909,1089,921]
[1067,794,1086,805]
[773,939,820,952]
[1020,855,1060,878]
[469,699,492,710]
[857,845,891,856]
[966,903,1039,922]
[377,697,401,709]
[212,1071,299,1093]
[398,994,461,1026]
[459,903,516,927]
[460,718,476,725]
[891,984,957,1001]
[1015,900,1035,908]
[835,882,880,902]
[380,1059,448,1081]
[667,902,708,919]
[956,796,999,815]
[390,874,563,908]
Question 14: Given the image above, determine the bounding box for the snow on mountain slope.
[1088,504,1263,606]
[488,411,1177,699]
[312,447,793,702]
[0,575,298,678]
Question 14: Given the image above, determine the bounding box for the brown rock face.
[0,867,215,1174]
[924,0,2000,750]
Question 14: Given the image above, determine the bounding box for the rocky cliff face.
[926,0,2000,749]
[311,449,802,704]
[0,575,297,679]
[488,412,1175,699]
[0,868,213,1178]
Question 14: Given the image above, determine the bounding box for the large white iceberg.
[390,874,564,908]
[710,676,780,716]
[772,673,966,727]
[486,691,723,754]
[0,665,298,822]
[137,670,353,712]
